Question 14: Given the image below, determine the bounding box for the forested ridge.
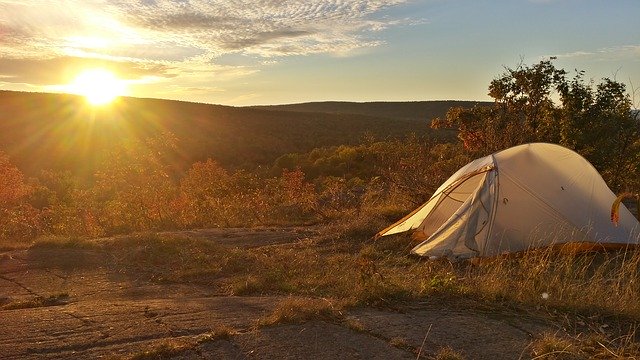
[0,91,451,179]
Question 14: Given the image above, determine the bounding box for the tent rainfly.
[377,143,640,260]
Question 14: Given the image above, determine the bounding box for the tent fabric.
[377,143,640,260]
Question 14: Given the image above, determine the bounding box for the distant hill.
[252,101,491,122]
[0,91,471,180]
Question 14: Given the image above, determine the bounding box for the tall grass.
[464,246,640,319]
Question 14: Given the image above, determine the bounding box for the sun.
[69,69,126,105]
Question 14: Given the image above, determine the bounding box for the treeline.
[253,100,490,121]
[0,60,638,241]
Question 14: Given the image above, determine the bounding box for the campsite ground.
[0,228,631,359]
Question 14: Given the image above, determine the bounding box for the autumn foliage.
[0,60,638,241]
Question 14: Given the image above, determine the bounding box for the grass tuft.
[344,317,367,332]
[530,333,580,359]
[529,330,640,359]
[432,346,466,360]
[257,296,343,327]
[196,325,237,343]
[389,336,409,348]
[2,293,69,310]
[128,340,188,360]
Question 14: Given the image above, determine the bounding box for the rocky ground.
[1,228,560,359]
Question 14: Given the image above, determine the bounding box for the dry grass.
[20,227,640,352]
[389,336,410,348]
[0,238,30,252]
[21,228,640,323]
[31,235,99,249]
[195,325,238,343]
[2,293,69,310]
[465,246,640,319]
[124,326,238,360]
[530,333,580,359]
[22,229,640,323]
[127,340,189,360]
[344,317,367,332]
[529,331,640,359]
[431,346,466,360]
[256,296,344,327]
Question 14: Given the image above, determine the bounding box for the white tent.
[377,143,640,259]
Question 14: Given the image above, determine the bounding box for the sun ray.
[68,69,127,105]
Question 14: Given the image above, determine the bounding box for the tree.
[178,158,230,227]
[0,151,31,208]
[93,133,179,233]
[432,60,639,191]
[0,151,41,239]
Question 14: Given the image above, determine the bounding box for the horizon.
[1,1,638,106]
[1,89,493,108]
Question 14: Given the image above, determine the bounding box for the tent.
[377,143,640,259]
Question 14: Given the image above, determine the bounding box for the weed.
[423,273,458,293]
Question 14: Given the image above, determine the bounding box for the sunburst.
[68,68,127,105]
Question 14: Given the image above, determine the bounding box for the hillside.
[0,91,460,179]
[252,100,491,122]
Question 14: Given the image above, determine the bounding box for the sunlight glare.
[69,69,126,105]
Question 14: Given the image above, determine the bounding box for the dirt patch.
[1,227,566,359]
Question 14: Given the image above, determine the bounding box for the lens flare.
[69,69,126,105]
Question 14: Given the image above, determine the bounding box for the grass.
[125,325,239,360]
[21,225,640,355]
[31,235,99,250]
[2,293,69,310]
[465,247,640,319]
[256,296,344,327]
[432,346,466,360]
[344,317,367,332]
[127,340,189,360]
[195,325,238,343]
[528,331,640,359]
[23,228,640,321]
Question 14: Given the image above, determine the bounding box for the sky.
[0,0,638,106]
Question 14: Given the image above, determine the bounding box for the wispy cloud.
[548,45,640,61]
[0,0,413,88]
[111,0,411,57]
[0,56,174,85]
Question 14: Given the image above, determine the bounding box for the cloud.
[0,0,414,94]
[548,45,640,61]
[108,0,411,58]
[0,56,175,85]
[2,0,411,60]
